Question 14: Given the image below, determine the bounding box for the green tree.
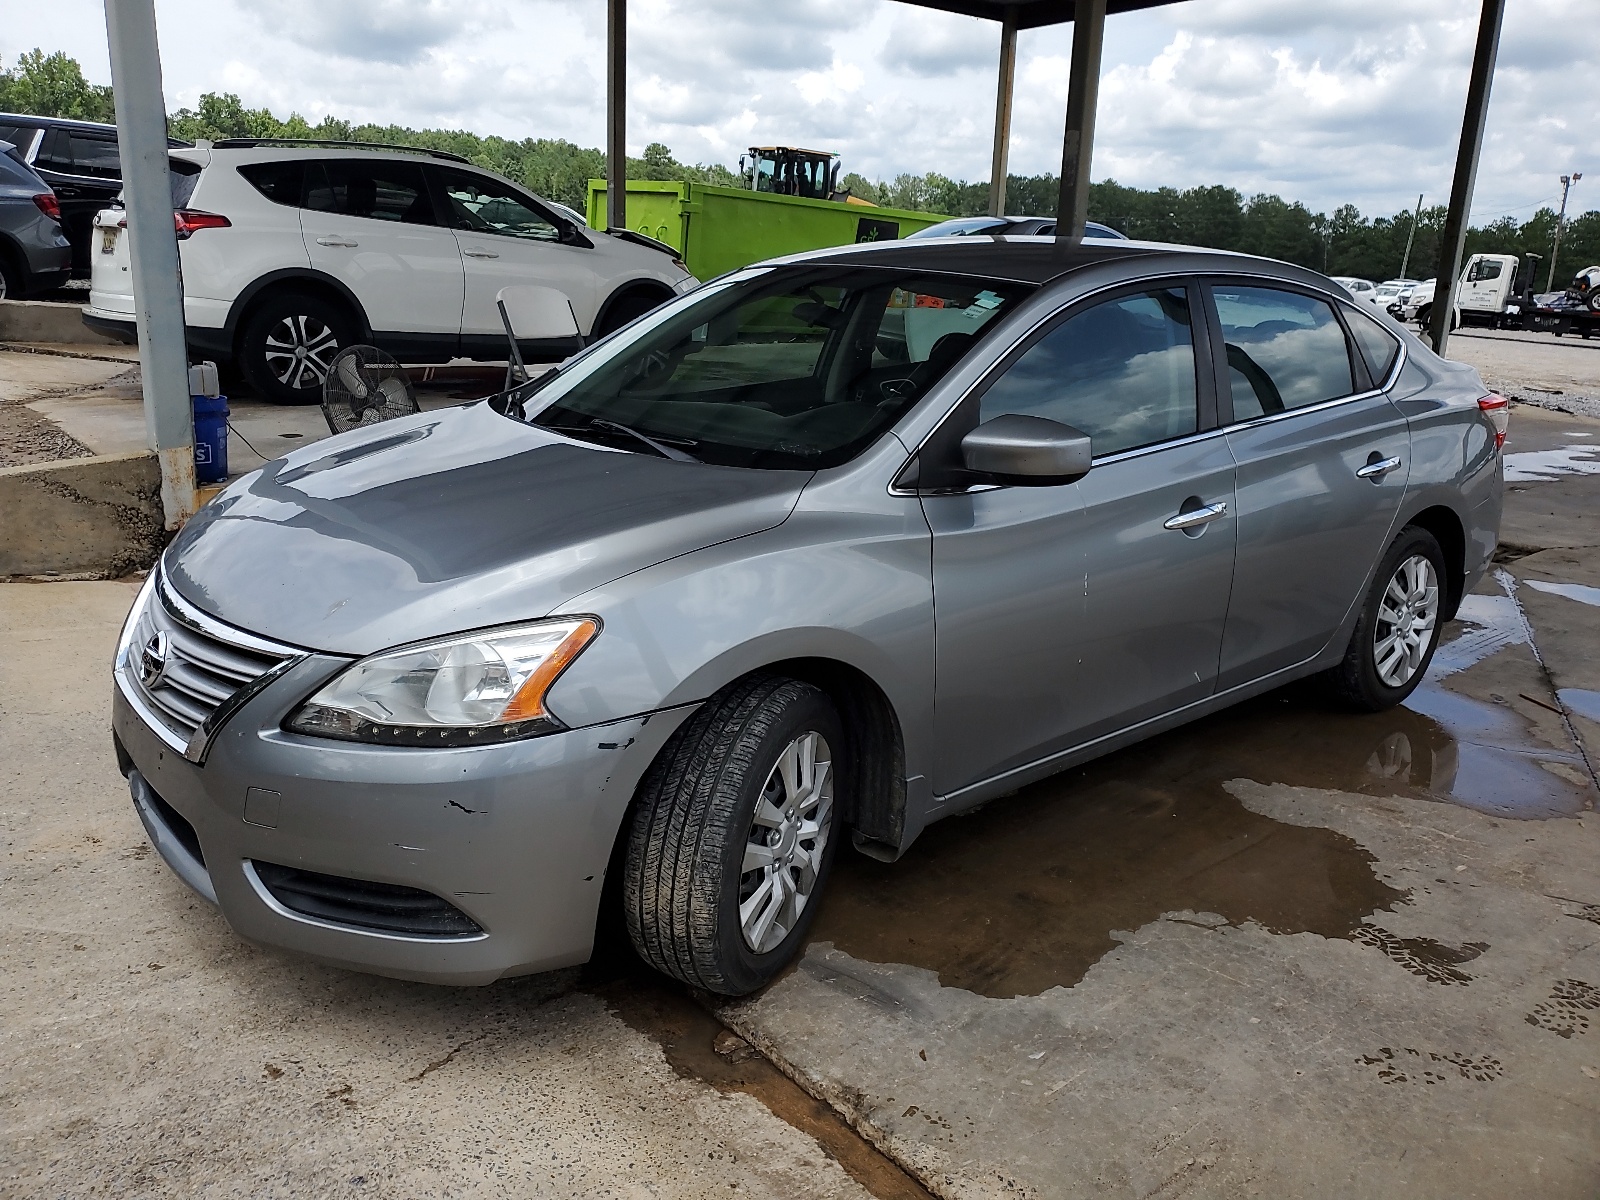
[0,49,116,121]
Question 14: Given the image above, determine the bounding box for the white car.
[1371,278,1419,310]
[1330,276,1382,307]
[84,141,697,403]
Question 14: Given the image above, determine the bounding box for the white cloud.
[3,0,1595,220]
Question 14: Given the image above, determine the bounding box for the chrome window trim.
[241,860,490,945]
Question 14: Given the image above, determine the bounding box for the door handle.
[1163,501,1228,531]
[462,247,500,259]
[1356,455,1403,480]
[315,235,359,247]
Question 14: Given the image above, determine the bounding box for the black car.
[907,214,1128,240]
[0,113,188,278]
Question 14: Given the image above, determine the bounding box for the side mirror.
[960,414,1091,486]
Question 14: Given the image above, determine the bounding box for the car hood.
[165,403,809,655]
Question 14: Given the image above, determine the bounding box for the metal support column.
[1056,0,1106,238]
[606,0,627,232]
[104,0,195,528]
[1429,0,1504,357]
[988,7,1019,218]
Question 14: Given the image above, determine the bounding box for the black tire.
[1320,527,1448,712]
[0,249,25,301]
[595,288,669,337]
[237,290,358,405]
[623,675,844,996]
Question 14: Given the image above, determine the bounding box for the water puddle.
[588,964,934,1200]
[1560,689,1600,724]
[1502,444,1600,483]
[1524,579,1600,607]
[807,599,1596,998]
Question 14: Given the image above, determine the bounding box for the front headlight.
[286,617,599,746]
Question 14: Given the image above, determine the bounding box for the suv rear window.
[170,159,202,208]
[237,160,305,207]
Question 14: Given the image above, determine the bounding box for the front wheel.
[1320,527,1447,711]
[623,675,843,996]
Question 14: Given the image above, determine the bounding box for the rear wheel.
[1320,527,1447,712]
[238,291,358,405]
[623,675,843,996]
[0,251,24,300]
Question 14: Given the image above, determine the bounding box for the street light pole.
[1547,172,1582,292]
[1399,193,1423,279]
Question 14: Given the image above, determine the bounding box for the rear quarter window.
[237,160,305,208]
[1344,305,1402,385]
[169,160,202,208]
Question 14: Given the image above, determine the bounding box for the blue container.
[192,392,229,484]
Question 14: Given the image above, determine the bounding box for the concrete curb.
[0,451,167,578]
[0,299,121,346]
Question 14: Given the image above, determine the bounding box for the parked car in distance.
[1372,278,1419,310]
[0,139,71,298]
[907,214,1127,240]
[84,140,697,403]
[113,237,1505,996]
[1330,276,1383,307]
[0,112,189,278]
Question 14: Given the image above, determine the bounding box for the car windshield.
[526,266,1031,470]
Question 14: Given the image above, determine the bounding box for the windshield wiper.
[545,418,700,463]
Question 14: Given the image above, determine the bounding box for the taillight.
[32,193,61,222]
[1478,394,1509,451]
[174,209,230,239]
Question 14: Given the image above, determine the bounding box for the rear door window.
[977,287,1200,457]
[65,132,120,178]
[1212,286,1355,420]
[304,159,437,225]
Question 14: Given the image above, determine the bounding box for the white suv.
[84,141,697,403]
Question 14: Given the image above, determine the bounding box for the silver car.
[113,238,1505,995]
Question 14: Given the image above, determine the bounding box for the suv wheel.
[623,675,843,996]
[596,288,669,337]
[239,291,357,405]
[1321,527,1447,711]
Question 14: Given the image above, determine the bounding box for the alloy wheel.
[738,730,834,954]
[1373,553,1439,688]
[263,314,340,390]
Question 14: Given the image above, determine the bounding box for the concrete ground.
[2,338,1599,1198]
[1449,328,1600,416]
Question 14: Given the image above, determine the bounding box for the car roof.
[793,235,1324,288]
[0,111,118,134]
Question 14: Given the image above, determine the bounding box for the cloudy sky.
[8,0,1597,221]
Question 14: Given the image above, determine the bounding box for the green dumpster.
[586,179,949,281]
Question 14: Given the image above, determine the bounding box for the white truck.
[1392,254,1600,338]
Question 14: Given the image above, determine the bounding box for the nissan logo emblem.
[140,630,170,689]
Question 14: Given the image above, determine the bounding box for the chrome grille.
[118,570,304,761]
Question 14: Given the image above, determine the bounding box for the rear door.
[1206,281,1410,688]
[433,167,600,350]
[298,157,464,359]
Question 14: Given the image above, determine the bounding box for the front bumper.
[113,659,692,984]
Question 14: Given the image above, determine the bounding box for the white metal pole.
[988,8,1018,218]
[104,0,194,527]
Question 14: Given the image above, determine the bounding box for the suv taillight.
[174,209,230,239]
[32,193,61,222]
[1478,394,1509,451]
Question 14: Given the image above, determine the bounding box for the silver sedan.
[113,237,1505,995]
